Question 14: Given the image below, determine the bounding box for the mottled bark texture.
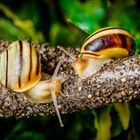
[0,40,139,119]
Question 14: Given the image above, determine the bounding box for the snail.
[0,40,64,127]
[58,27,135,79]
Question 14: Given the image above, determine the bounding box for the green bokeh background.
[0,0,140,140]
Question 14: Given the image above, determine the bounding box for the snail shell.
[0,40,63,127]
[81,27,135,59]
[0,40,41,92]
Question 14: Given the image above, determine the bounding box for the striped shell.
[0,40,64,127]
[0,40,41,92]
[81,27,135,59]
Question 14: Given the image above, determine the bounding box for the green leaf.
[0,18,30,40]
[49,23,87,47]
[0,3,45,42]
[135,34,140,54]
[94,107,112,140]
[114,103,130,130]
[60,0,107,34]
[110,106,124,137]
[15,131,45,140]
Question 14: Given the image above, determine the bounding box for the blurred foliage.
[0,0,140,140]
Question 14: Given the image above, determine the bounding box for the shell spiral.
[0,40,41,92]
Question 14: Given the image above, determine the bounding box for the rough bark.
[0,40,139,119]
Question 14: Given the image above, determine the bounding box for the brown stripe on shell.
[5,50,8,88]
[118,34,135,55]
[118,34,127,49]
[36,51,40,75]
[18,40,23,88]
[84,34,135,55]
[28,44,32,81]
[84,27,131,43]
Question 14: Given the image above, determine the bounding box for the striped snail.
[0,40,64,127]
[58,27,135,79]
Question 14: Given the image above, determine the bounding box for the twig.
[0,40,139,119]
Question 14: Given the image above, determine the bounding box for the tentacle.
[51,58,64,127]
[51,89,64,127]
[52,58,63,80]
[57,46,75,60]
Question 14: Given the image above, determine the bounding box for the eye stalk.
[58,27,135,79]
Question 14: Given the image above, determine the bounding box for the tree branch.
[0,40,139,119]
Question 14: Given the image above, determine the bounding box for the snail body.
[0,40,63,127]
[59,27,135,79]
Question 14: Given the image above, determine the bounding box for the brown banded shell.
[0,40,64,127]
[0,40,41,92]
[81,27,135,59]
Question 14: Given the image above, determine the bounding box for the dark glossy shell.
[81,27,135,58]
